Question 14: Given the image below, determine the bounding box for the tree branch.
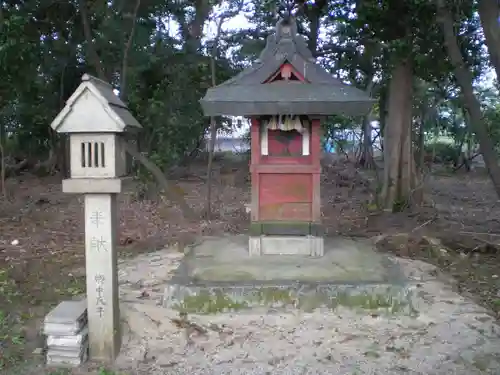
[119,0,141,102]
[123,142,196,219]
[78,0,106,80]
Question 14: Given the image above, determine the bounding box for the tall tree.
[477,0,500,83]
[205,1,244,218]
[436,0,500,198]
[355,0,483,210]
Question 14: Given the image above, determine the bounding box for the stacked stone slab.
[44,299,89,367]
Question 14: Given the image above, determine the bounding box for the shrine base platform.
[248,235,324,256]
[162,235,414,314]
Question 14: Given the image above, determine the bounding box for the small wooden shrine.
[200,15,374,256]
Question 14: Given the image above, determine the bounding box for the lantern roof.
[51,74,142,134]
[200,15,374,117]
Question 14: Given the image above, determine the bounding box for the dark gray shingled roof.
[200,16,374,117]
[81,74,142,130]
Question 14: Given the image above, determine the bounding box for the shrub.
[423,142,460,164]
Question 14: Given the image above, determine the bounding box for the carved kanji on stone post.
[50,74,141,362]
[200,16,374,256]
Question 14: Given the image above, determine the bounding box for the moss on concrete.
[173,291,248,314]
[255,288,295,306]
[331,292,409,313]
[298,291,412,313]
[173,287,414,315]
[297,293,330,312]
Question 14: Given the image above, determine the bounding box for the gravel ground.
[7,243,500,375]
[106,248,500,375]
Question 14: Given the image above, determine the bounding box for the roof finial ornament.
[275,0,298,41]
[277,0,296,21]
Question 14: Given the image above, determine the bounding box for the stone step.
[47,343,88,358]
[46,330,88,349]
[44,300,87,336]
[45,299,87,325]
[46,349,88,368]
[44,322,86,336]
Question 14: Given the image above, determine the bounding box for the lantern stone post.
[50,74,142,362]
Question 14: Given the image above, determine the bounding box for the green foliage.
[321,115,360,153]
[0,0,240,170]
[392,196,409,213]
[424,142,461,163]
[483,102,500,151]
[355,0,485,82]
[0,0,495,177]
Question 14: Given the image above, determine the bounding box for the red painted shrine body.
[250,65,322,225]
[200,15,374,256]
[250,118,320,222]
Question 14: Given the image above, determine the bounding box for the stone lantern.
[200,16,374,257]
[50,74,141,362]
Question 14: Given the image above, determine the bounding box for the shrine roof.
[201,82,372,116]
[200,16,374,117]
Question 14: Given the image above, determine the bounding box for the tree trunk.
[380,59,421,211]
[119,0,141,102]
[437,0,500,198]
[56,65,68,177]
[0,121,6,198]
[461,106,474,163]
[378,86,388,155]
[178,0,211,54]
[357,74,376,168]
[358,112,377,168]
[417,115,425,172]
[430,124,439,172]
[477,0,500,82]
[205,116,217,217]
[123,143,195,218]
[205,10,237,218]
[78,0,106,80]
[205,39,219,218]
[304,2,323,54]
[0,6,4,197]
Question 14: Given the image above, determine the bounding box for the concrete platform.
[163,235,413,314]
[249,235,324,256]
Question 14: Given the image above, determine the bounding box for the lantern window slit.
[100,142,105,167]
[87,142,92,168]
[81,142,86,167]
[93,142,99,167]
[80,141,106,168]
